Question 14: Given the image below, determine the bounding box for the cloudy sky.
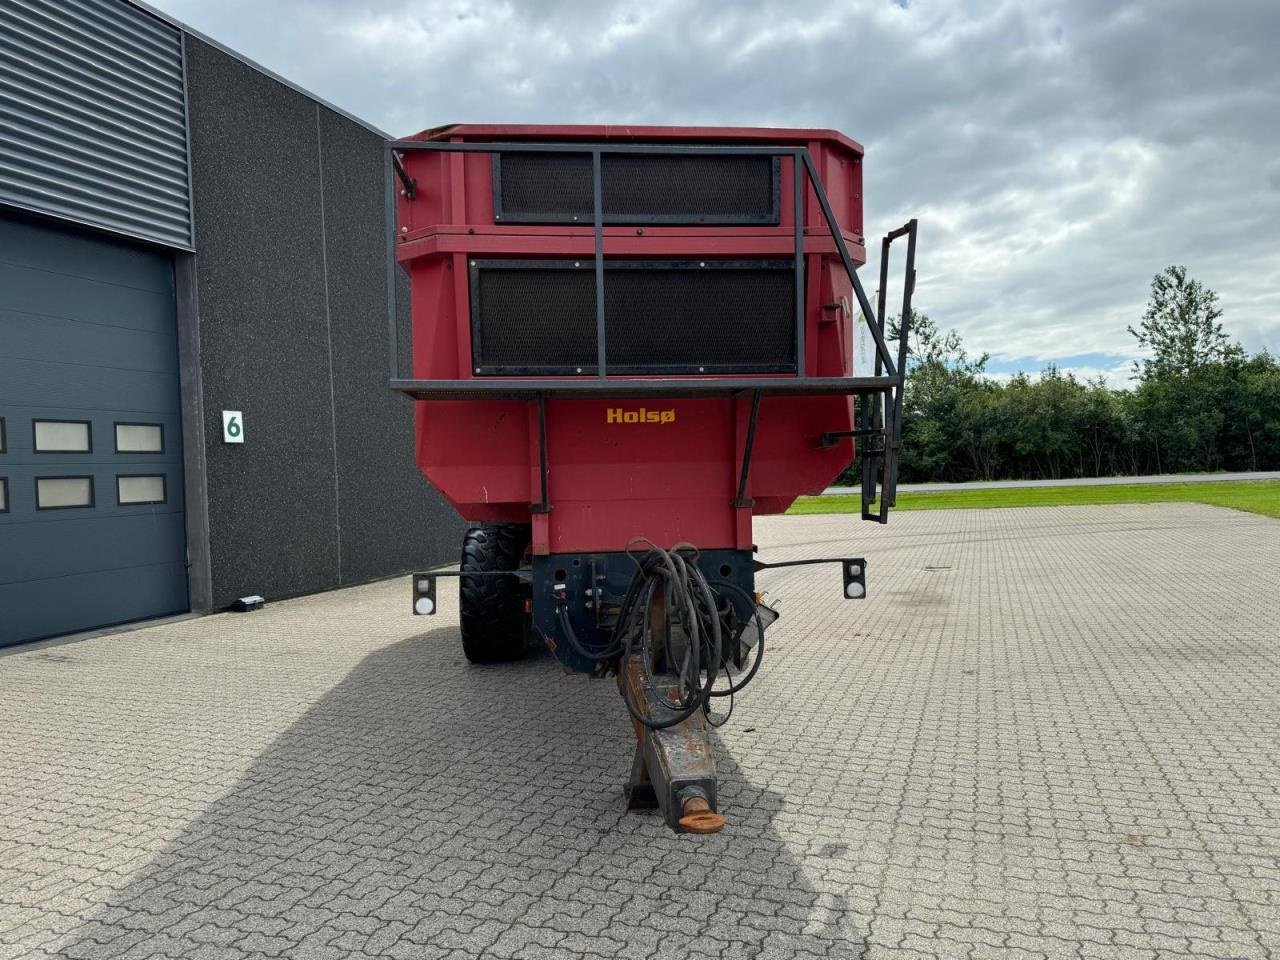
[150,0,1280,385]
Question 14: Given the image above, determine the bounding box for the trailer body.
[391,125,916,828]
[397,126,866,556]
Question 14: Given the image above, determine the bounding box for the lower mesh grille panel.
[470,260,796,375]
[473,268,598,371]
[603,266,795,370]
[494,153,779,224]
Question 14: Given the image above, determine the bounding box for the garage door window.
[117,475,166,505]
[34,420,91,453]
[0,478,7,513]
[36,476,94,509]
[0,417,6,452]
[115,423,164,453]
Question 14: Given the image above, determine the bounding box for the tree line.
[847,266,1280,485]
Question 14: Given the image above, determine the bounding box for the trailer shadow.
[57,627,865,959]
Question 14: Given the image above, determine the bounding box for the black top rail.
[390,376,897,401]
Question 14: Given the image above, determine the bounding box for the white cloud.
[152,0,1280,364]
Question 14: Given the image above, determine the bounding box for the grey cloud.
[152,0,1280,364]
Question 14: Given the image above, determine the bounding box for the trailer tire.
[459,523,531,664]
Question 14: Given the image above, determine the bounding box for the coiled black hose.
[556,540,766,731]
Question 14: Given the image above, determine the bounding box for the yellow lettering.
[604,407,678,425]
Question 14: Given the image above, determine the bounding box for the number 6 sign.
[222,410,244,444]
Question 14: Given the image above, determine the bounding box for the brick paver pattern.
[2,504,1279,959]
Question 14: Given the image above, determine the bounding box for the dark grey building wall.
[183,36,461,608]
[316,109,434,585]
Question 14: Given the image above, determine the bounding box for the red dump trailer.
[389,125,917,832]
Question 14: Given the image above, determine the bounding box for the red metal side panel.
[417,394,854,551]
[541,399,736,552]
[416,400,531,524]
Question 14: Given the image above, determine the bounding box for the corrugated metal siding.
[0,0,192,248]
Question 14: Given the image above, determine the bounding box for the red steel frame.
[393,125,874,556]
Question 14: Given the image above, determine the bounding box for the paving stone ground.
[2,503,1279,960]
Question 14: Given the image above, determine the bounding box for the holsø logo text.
[606,407,676,424]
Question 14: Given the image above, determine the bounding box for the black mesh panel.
[471,261,795,374]
[473,266,597,371]
[494,153,592,222]
[604,265,794,369]
[494,153,778,224]
[603,155,776,221]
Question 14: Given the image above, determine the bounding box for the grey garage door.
[0,214,187,647]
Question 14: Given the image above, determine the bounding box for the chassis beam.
[619,654,725,834]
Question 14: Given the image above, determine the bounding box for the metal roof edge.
[122,0,391,139]
[419,123,865,155]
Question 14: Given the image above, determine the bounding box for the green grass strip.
[789,480,1280,519]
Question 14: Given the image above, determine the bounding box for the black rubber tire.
[459,523,531,664]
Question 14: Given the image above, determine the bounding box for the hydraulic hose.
[555,542,767,730]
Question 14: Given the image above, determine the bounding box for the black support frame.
[859,218,917,521]
[385,138,916,522]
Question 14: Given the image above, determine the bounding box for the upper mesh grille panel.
[494,153,778,224]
